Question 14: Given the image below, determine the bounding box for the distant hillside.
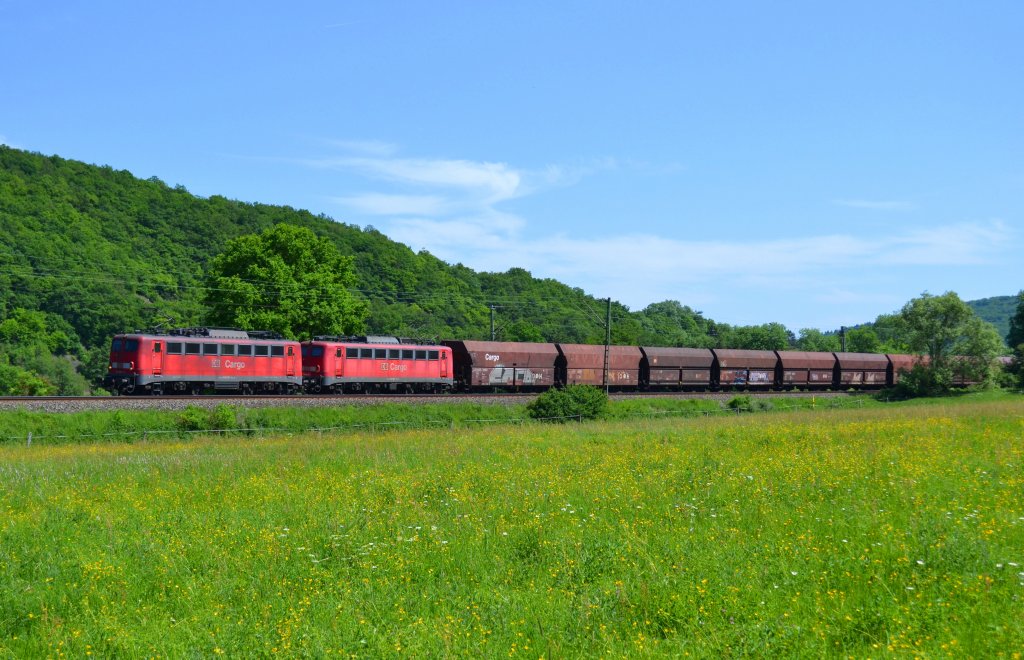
[9,145,1004,394]
[967,295,1017,342]
[0,146,737,390]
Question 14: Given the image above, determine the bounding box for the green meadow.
[1,396,1022,656]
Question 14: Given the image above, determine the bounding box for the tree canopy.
[203,224,368,339]
[1007,290,1024,351]
[896,291,1004,393]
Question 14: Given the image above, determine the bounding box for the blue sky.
[2,1,1021,332]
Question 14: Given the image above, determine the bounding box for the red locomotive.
[104,328,301,395]
[301,336,453,394]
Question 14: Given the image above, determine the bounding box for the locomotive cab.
[104,334,158,395]
[104,328,302,395]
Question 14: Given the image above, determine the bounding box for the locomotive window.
[415,350,427,360]
[346,348,359,358]
[306,346,323,358]
[186,343,201,355]
[271,345,284,357]
[335,348,342,358]
[153,343,162,353]
[388,349,400,359]
[359,348,373,359]
[167,342,183,354]
[255,345,269,357]
[111,339,123,352]
[203,344,219,355]
[428,350,439,360]
[125,340,139,352]
[222,344,236,356]
[372,349,386,359]
[287,346,294,356]
[238,345,253,356]
[402,349,414,359]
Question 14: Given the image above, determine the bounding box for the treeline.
[0,146,1014,394]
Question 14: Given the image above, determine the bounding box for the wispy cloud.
[331,193,450,216]
[323,139,398,157]
[303,142,1015,322]
[0,135,19,148]
[832,198,916,211]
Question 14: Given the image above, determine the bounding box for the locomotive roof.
[116,329,295,342]
[309,335,443,347]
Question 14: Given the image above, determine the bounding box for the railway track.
[0,390,854,413]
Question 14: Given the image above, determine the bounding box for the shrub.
[726,395,773,413]
[209,404,239,430]
[176,405,208,432]
[527,385,609,423]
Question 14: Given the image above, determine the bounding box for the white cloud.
[333,193,450,216]
[880,220,1010,265]
[306,142,1016,324]
[387,216,1014,311]
[832,198,916,211]
[324,139,398,156]
[304,154,525,202]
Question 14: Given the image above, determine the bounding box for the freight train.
[103,327,959,396]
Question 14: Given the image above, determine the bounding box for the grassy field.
[1,396,1022,656]
[0,395,861,446]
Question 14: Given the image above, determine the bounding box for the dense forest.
[0,146,1013,393]
[966,295,1016,339]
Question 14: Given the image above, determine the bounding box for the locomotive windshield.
[111,338,139,352]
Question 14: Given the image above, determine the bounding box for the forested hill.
[967,296,1017,340]
[1,146,1014,393]
[0,146,730,390]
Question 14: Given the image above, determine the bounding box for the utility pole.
[840,326,847,352]
[603,297,612,394]
[490,305,498,341]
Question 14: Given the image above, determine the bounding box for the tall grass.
[1,397,1021,655]
[0,394,882,446]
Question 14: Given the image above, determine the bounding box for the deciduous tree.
[897,291,1003,393]
[203,224,367,339]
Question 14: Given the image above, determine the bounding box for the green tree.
[897,291,1003,393]
[1007,290,1024,350]
[203,224,368,339]
[846,326,881,353]
[724,323,794,350]
[1001,291,1024,389]
[796,328,840,352]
